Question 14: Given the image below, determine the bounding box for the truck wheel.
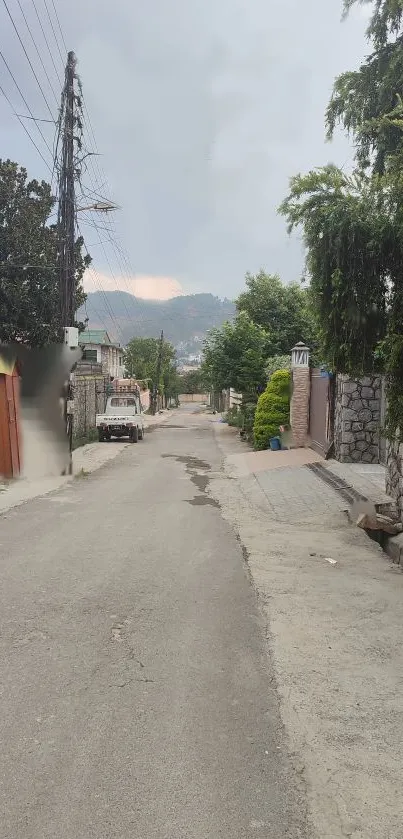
[98,430,105,442]
[130,427,138,443]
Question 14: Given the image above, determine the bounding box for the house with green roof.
[78,329,124,379]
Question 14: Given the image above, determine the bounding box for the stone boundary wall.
[72,375,109,438]
[386,440,403,517]
[334,374,381,463]
[179,393,209,403]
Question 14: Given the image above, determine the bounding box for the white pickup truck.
[96,392,145,443]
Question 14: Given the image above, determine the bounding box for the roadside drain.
[306,462,402,562]
[306,462,367,506]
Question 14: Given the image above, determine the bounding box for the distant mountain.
[79,291,236,349]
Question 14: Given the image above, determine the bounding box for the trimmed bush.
[253,369,291,450]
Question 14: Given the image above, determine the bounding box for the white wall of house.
[229,389,242,409]
[81,343,124,379]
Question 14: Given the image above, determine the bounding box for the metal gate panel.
[6,372,21,475]
[309,369,331,456]
[0,371,21,478]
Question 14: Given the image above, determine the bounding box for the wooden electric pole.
[57,51,78,474]
[58,51,76,331]
[56,52,117,471]
[151,330,164,415]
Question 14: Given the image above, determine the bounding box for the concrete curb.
[0,412,173,515]
[385,533,403,567]
[0,440,129,515]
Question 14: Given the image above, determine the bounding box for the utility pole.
[151,330,164,415]
[58,51,76,331]
[57,52,117,473]
[57,52,78,475]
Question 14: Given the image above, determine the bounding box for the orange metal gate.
[0,367,21,479]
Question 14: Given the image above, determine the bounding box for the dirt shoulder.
[211,423,403,839]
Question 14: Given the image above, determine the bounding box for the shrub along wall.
[253,369,290,451]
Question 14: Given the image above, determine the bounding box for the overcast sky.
[0,0,370,300]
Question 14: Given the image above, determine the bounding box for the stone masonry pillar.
[290,342,310,448]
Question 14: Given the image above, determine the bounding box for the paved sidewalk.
[0,441,128,514]
[211,422,403,839]
[0,410,172,515]
[216,425,346,525]
[219,422,393,518]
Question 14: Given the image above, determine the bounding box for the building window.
[83,349,97,362]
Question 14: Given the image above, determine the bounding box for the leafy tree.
[265,354,291,380]
[179,368,207,394]
[202,312,267,400]
[162,363,181,406]
[0,159,88,346]
[327,1,403,173]
[124,336,177,400]
[343,0,403,46]
[279,165,390,374]
[253,370,291,451]
[279,0,403,438]
[236,271,316,356]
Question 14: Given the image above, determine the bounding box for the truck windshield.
[110,398,136,407]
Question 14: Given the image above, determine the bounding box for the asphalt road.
[0,408,308,838]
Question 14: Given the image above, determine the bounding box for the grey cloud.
[0,0,369,297]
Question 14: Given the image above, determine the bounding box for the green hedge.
[72,427,99,451]
[224,403,257,441]
[253,369,291,450]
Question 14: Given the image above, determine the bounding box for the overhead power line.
[42,0,65,66]
[29,0,63,85]
[14,0,60,106]
[0,48,54,158]
[0,83,53,173]
[2,0,55,120]
[49,0,68,53]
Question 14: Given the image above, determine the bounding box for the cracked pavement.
[2,405,401,839]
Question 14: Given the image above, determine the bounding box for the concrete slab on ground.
[253,465,347,524]
[225,441,323,479]
[218,424,394,517]
[323,459,394,512]
[214,425,346,525]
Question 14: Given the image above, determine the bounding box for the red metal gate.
[0,367,21,478]
[309,369,332,456]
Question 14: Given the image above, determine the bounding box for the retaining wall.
[334,374,382,463]
[72,375,109,438]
